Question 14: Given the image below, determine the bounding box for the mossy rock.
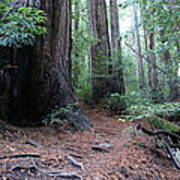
[147,116,180,133]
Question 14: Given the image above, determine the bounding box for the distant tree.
[140,0,160,101]
[133,3,145,90]
[141,0,179,101]
[147,31,160,99]
[72,0,80,88]
[109,0,125,94]
[88,0,111,101]
[159,0,180,100]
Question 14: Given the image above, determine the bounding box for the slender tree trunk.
[160,0,180,100]
[159,29,173,99]
[133,4,145,90]
[72,0,80,88]
[147,32,160,101]
[109,0,125,94]
[140,0,160,101]
[88,0,111,101]
[140,0,148,62]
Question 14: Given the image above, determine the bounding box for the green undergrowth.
[43,102,79,125]
[123,102,180,121]
[147,116,180,133]
[122,102,180,133]
[101,92,151,113]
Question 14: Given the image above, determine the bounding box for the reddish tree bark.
[0,0,92,130]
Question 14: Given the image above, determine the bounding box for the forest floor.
[0,106,179,180]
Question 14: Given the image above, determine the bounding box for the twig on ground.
[47,171,82,179]
[0,154,41,160]
[66,155,84,171]
[25,140,44,148]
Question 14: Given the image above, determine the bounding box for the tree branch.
[125,42,167,74]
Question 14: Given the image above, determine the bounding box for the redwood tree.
[133,3,145,90]
[0,0,92,130]
[109,0,125,94]
[88,0,111,101]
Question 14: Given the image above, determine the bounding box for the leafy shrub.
[0,7,47,47]
[122,102,180,122]
[76,82,93,104]
[102,91,151,114]
[43,103,79,125]
[101,93,127,113]
[0,1,10,17]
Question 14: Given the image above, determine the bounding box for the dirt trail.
[0,107,179,179]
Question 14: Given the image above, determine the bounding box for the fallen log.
[137,125,180,141]
[138,125,180,169]
[146,116,180,133]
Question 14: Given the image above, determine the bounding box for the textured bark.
[27,0,74,121]
[140,1,160,101]
[27,0,91,130]
[88,0,111,101]
[109,0,125,94]
[133,4,145,90]
[0,0,92,130]
[72,0,80,88]
[147,32,160,101]
[159,29,173,99]
[160,0,180,100]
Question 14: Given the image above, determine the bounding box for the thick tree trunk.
[109,0,125,94]
[26,0,91,130]
[27,0,74,121]
[0,0,92,130]
[88,0,111,101]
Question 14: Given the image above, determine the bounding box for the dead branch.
[125,42,167,74]
[47,171,82,179]
[0,154,41,160]
[163,139,180,169]
[137,125,180,141]
[138,124,180,169]
[25,140,44,148]
[66,155,84,171]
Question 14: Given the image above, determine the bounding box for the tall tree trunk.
[133,4,145,90]
[159,29,173,99]
[109,0,125,94]
[140,0,160,101]
[88,0,111,101]
[0,0,92,130]
[147,32,160,101]
[72,0,80,88]
[161,0,180,100]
